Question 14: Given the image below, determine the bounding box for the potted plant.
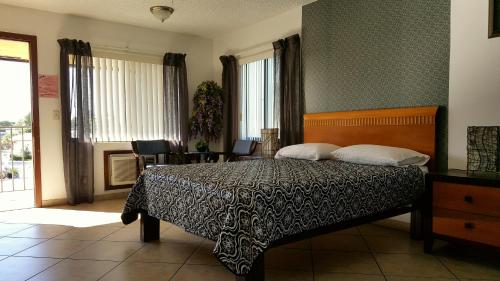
[189,81,223,152]
[195,140,209,152]
[4,167,19,179]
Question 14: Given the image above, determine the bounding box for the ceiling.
[0,0,314,38]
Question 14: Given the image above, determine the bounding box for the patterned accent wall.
[302,0,450,169]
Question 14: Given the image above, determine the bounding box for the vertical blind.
[92,57,165,141]
[239,57,275,140]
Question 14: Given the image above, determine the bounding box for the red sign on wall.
[38,74,58,98]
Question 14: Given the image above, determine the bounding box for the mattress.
[122,159,425,275]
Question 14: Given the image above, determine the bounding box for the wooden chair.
[131,140,170,172]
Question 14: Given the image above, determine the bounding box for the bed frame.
[140,106,439,281]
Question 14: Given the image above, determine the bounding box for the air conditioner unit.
[109,154,137,186]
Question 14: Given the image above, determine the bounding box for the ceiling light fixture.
[150,3,174,23]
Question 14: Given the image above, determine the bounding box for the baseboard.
[41,191,129,207]
[41,198,67,207]
[94,191,129,201]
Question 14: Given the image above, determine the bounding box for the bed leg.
[140,212,160,242]
[235,255,265,281]
[410,207,423,240]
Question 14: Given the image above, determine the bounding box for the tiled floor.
[0,199,499,281]
[0,190,34,211]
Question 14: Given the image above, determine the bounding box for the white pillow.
[275,143,341,161]
[331,144,430,167]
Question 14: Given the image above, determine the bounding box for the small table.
[237,155,275,161]
[424,169,500,252]
[182,151,222,163]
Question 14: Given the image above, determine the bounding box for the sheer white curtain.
[92,57,164,141]
[239,58,275,140]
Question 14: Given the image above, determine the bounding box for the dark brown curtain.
[163,53,189,151]
[273,34,304,147]
[220,55,238,153]
[58,39,94,205]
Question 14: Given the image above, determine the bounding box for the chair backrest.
[135,140,170,155]
[232,140,257,156]
[131,141,139,155]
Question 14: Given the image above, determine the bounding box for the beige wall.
[212,7,302,85]
[0,4,213,201]
[448,0,500,169]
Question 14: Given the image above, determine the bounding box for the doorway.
[0,31,41,210]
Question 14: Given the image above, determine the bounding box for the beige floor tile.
[365,235,423,254]
[318,227,361,236]
[102,221,127,228]
[438,255,500,280]
[100,261,181,281]
[9,224,73,239]
[70,241,143,261]
[128,241,196,263]
[103,227,141,242]
[358,224,408,237]
[15,239,94,258]
[170,264,234,281]
[266,269,314,281]
[459,279,498,281]
[0,223,33,236]
[0,208,122,227]
[28,259,119,281]
[160,225,203,245]
[186,241,221,265]
[51,199,125,213]
[313,251,381,275]
[375,253,455,278]
[338,227,361,235]
[0,256,60,281]
[279,239,311,250]
[53,225,121,240]
[0,237,45,255]
[312,233,369,252]
[265,248,312,271]
[315,272,385,281]
[385,276,458,281]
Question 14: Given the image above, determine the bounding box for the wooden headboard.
[304,106,438,170]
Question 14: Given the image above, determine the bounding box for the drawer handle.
[464,222,475,229]
[464,195,474,204]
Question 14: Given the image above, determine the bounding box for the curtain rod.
[92,44,165,57]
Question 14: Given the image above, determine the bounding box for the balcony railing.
[0,126,33,193]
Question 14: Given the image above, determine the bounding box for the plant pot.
[195,140,209,152]
[7,172,12,179]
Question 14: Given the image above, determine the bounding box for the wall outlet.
[53,109,60,120]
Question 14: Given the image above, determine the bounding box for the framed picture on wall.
[489,0,500,38]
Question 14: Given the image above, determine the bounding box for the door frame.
[0,31,42,207]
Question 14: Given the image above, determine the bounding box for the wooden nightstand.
[424,169,500,252]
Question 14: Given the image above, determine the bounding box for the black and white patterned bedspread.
[121,159,424,275]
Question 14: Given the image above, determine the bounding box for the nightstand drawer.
[433,208,500,247]
[433,182,500,217]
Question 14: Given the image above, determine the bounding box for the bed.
[121,106,438,281]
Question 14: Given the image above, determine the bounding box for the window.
[239,57,275,140]
[92,57,164,142]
